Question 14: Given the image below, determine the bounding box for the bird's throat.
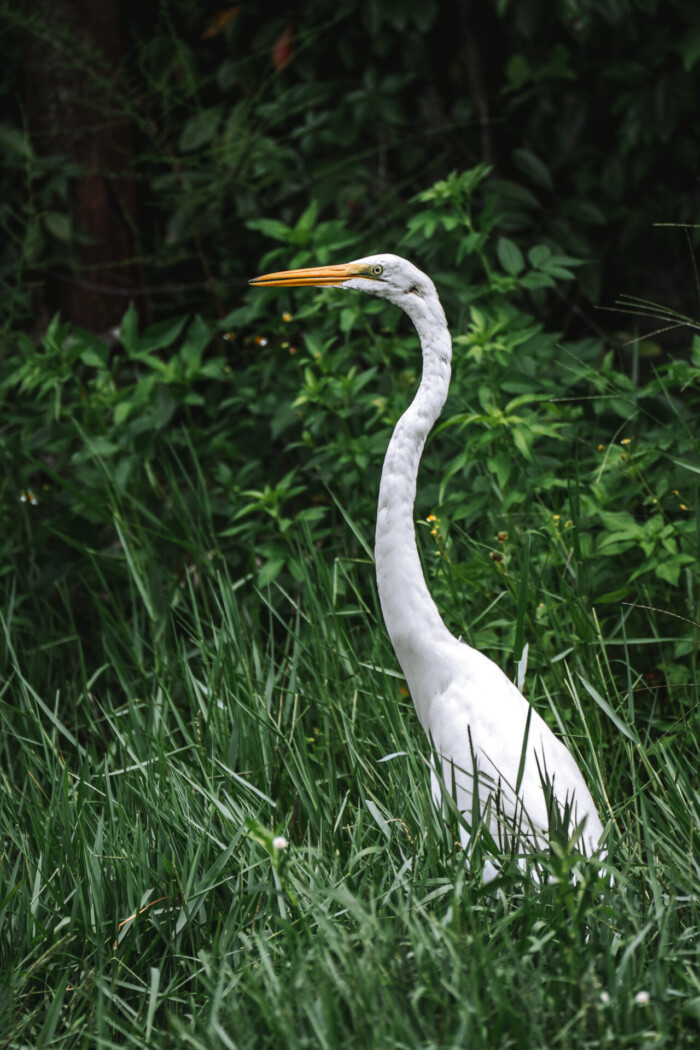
[374,317,454,707]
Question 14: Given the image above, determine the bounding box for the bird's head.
[250,253,437,309]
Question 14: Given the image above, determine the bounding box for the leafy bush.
[3,2,700,329]
[3,165,698,721]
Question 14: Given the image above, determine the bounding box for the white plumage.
[251,253,604,874]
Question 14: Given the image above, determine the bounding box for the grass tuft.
[2,436,700,1049]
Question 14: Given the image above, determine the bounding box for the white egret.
[250,253,604,875]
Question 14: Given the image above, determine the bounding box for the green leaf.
[44,212,72,242]
[181,315,212,371]
[598,511,643,539]
[247,218,295,243]
[178,107,221,151]
[258,558,285,586]
[511,427,533,462]
[513,149,553,191]
[295,200,319,240]
[497,237,525,276]
[578,677,637,742]
[519,272,555,289]
[0,122,33,159]
[113,400,132,425]
[671,458,700,476]
[138,316,189,354]
[528,245,552,269]
[541,264,575,281]
[505,53,530,91]
[120,303,139,355]
[340,307,359,333]
[681,28,700,72]
[73,329,109,368]
[73,437,121,461]
[683,998,700,1021]
[654,554,695,586]
[487,453,511,489]
[564,199,607,225]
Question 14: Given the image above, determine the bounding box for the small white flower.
[272,835,288,850]
[600,992,610,1005]
[634,990,650,1006]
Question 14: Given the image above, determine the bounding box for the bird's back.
[409,637,604,859]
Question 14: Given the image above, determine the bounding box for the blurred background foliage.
[3,0,700,326]
[1,0,700,712]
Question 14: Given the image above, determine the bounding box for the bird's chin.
[340,276,386,297]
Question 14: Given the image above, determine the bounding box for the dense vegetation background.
[2,1,700,1047]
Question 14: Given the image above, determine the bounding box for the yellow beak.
[249,262,368,287]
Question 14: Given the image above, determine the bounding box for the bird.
[250,253,605,877]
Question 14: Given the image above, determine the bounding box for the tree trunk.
[24,0,146,333]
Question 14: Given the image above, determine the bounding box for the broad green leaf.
[519,271,555,289]
[505,53,530,91]
[655,554,695,586]
[178,107,221,151]
[120,302,139,355]
[181,315,212,368]
[113,401,132,425]
[73,329,109,368]
[528,244,552,269]
[44,212,71,242]
[513,148,553,191]
[497,237,525,276]
[511,427,533,462]
[247,218,294,242]
[138,316,189,354]
[258,558,285,586]
[0,122,33,159]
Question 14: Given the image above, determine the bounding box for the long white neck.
[374,291,455,714]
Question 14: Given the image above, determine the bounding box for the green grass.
[2,446,700,1050]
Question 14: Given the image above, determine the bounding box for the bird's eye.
[371,264,384,276]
